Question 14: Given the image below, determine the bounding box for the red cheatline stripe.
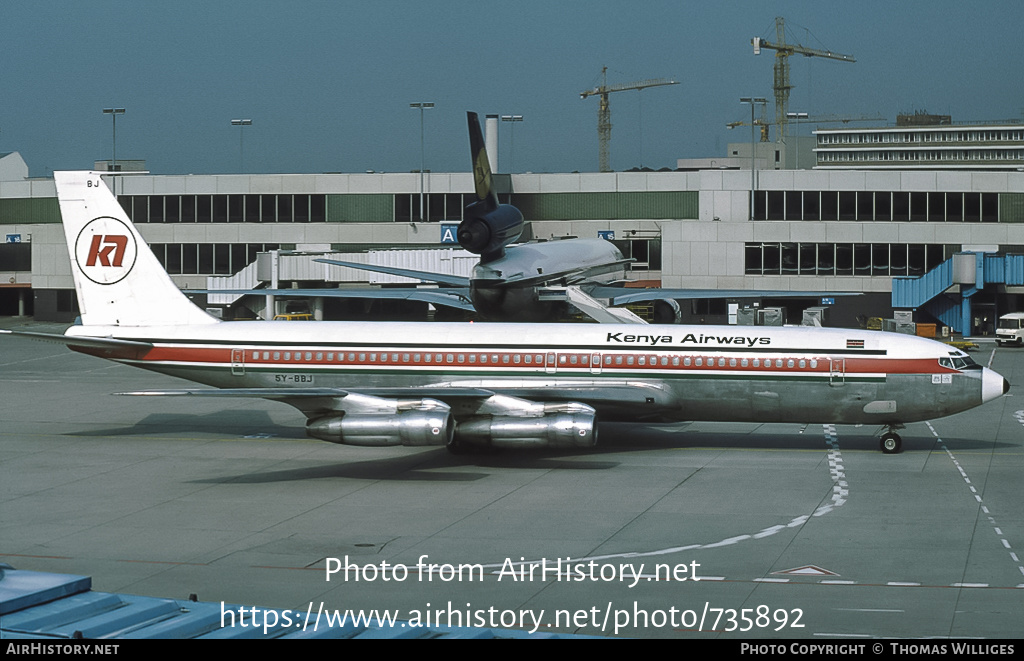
[137,345,953,376]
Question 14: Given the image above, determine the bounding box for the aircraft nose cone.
[981,367,1009,403]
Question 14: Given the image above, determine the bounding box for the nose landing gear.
[879,424,905,454]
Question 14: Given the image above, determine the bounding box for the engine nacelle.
[455,410,597,450]
[652,298,683,324]
[458,203,524,259]
[306,403,454,447]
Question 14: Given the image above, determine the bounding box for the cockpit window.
[940,356,979,370]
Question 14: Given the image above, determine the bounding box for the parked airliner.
[1,171,1009,454]
[218,112,854,324]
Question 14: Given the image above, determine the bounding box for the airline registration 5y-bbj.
[2,171,1009,454]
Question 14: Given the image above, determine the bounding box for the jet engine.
[457,202,524,261]
[652,298,683,324]
[305,398,454,447]
[453,401,597,450]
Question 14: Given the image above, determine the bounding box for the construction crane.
[726,113,886,140]
[752,17,855,144]
[799,113,886,124]
[580,67,679,172]
[727,113,886,169]
[727,102,772,141]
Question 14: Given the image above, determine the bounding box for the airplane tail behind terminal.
[54,171,219,327]
[460,113,524,263]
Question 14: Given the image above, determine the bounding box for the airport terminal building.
[1,144,1022,332]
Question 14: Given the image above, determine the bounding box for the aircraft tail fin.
[461,113,524,262]
[466,112,499,213]
[54,171,219,327]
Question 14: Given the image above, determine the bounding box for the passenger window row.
[241,350,823,371]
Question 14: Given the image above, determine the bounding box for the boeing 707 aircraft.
[1,171,1008,454]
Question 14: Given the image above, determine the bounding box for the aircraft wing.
[584,286,862,305]
[317,256,634,290]
[117,381,678,419]
[186,287,476,311]
[117,387,496,399]
[313,259,471,288]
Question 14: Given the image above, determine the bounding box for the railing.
[891,257,954,309]
[205,261,260,305]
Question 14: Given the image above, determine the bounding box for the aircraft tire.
[880,433,902,454]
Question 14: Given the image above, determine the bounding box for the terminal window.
[752,190,998,222]
[121,194,328,223]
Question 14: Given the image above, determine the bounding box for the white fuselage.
[66,321,1006,426]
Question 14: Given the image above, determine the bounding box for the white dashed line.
[473,425,851,575]
[926,420,1024,579]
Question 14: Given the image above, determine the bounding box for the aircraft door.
[829,358,845,387]
[231,349,245,376]
[591,353,602,375]
[545,352,557,374]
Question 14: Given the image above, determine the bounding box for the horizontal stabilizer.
[1,329,153,352]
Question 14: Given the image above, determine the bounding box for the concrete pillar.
[960,298,973,337]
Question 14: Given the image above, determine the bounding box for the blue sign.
[6,234,21,243]
[821,297,835,305]
[598,230,615,240]
[440,224,459,245]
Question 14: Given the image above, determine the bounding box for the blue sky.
[3,1,1022,177]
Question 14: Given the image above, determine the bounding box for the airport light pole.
[740,97,766,220]
[102,108,125,172]
[231,119,252,173]
[103,108,125,196]
[787,111,808,169]
[501,115,523,173]
[409,102,434,221]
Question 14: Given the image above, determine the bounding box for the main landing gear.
[879,424,905,454]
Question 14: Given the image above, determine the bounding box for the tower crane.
[727,113,886,169]
[727,102,771,141]
[752,17,855,144]
[726,113,886,140]
[580,67,679,172]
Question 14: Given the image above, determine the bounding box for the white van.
[996,312,1024,346]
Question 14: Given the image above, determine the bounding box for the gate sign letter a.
[441,224,459,244]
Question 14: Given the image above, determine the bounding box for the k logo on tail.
[74,217,137,285]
